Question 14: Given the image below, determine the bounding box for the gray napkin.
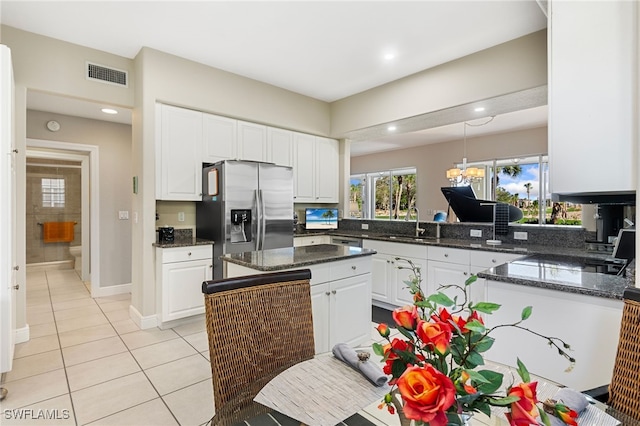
[332,343,388,387]
[547,388,589,426]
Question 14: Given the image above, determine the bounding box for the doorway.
[26,139,100,296]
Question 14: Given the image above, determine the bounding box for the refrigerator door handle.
[255,189,262,250]
[260,189,267,249]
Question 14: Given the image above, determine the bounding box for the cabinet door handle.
[209,265,213,268]
[13,284,19,290]
[351,265,357,270]
[444,253,449,258]
[13,265,19,271]
[492,259,497,263]
[187,252,192,256]
[325,291,331,296]
[463,272,468,276]
[331,290,337,294]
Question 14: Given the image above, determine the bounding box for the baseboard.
[92,283,132,298]
[129,305,158,330]
[15,325,30,344]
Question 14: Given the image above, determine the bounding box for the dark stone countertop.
[153,238,214,249]
[221,244,376,271]
[476,254,632,300]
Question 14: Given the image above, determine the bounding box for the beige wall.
[330,30,547,137]
[27,110,133,287]
[351,126,548,214]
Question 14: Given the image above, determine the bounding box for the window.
[42,178,65,208]
[350,168,417,220]
[451,156,581,225]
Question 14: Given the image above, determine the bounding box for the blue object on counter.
[434,211,447,222]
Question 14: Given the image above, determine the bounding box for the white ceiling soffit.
[1,1,547,103]
[27,91,133,125]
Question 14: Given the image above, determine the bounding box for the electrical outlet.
[470,229,482,238]
[514,231,528,240]
[118,211,129,220]
[178,212,185,222]
[361,223,369,230]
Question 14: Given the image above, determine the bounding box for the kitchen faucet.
[405,206,425,237]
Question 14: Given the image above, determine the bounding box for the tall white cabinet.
[548,0,637,196]
[293,133,339,203]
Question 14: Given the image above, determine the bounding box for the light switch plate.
[470,229,482,237]
[118,211,129,220]
[178,212,185,222]
[514,231,528,240]
[361,223,369,230]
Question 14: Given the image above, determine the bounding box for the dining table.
[241,351,624,426]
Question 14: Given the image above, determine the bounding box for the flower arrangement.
[373,258,577,426]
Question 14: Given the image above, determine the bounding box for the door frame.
[26,138,100,295]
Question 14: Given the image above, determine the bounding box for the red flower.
[504,382,539,425]
[416,319,453,355]
[396,364,456,426]
[554,403,578,426]
[393,305,419,330]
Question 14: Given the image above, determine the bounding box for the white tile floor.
[2,268,214,425]
[2,267,399,426]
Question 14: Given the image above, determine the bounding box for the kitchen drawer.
[330,256,372,281]
[159,245,213,264]
[294,235,331,247]
[469,251,522,268]
[427,246,470,265]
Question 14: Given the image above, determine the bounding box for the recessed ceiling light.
[383,53,395,61]
[387,125,397,131]
[474,107,485,112]
[101,108,118,114]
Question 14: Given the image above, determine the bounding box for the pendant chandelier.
[446,117,495,185]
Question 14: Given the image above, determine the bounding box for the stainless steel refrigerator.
[196,160,294,279]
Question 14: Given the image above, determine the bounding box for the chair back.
[202,269,315,426]
[607,286,640,421]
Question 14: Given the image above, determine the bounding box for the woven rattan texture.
[608,297,640,423]
[204,278,315,426]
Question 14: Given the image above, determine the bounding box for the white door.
[0,45,16,374]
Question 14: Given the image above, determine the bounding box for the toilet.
[69,245,82,273]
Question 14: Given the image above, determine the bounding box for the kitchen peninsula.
[222,244,376,354]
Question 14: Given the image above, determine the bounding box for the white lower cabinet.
[427,260,471,303]
[364,240,428,309]
[156,245,213,325]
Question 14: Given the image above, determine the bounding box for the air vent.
[86,62,128,87]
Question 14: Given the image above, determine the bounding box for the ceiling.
[2,1,548,156]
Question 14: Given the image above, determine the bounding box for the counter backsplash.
[334,219,594,249]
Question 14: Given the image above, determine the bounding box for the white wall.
[351,127,548,214]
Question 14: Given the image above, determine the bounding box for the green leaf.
[396,326,414,341]
[472,302,501,314]
[488,395,520,406]
[476,370,503,394]
[472,336,495,353]
[446,413,464,425]
[539,409,552,426]
[463,320,486,333]
[521,306,533,321]
[475,402,492,417]
[372,342,384,357]
[391,359,407,378]
[516,358,531,383]
[464,351,484,369]
[465,274,478,286]
[427,292,455,307]
[465,369,490,384]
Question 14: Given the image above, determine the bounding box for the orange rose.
[504,382,539,425]
[393,305,418,330]
[416,319,453,355]
[376,323,390,338]
[396,364,456,426]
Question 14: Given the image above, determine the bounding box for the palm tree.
[321,209,335,224]
[524,182,532,203]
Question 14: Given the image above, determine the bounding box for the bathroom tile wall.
[26,161,82,264]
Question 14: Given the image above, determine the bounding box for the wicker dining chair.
[202,269,315,426]
[605,286,640,423]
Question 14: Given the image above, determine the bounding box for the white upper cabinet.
[237,120,267,162]
[293,133,339,203]
[156,104,203,201]
[293,132,316,202]
[315,137,339,203]
[267,127,294,167]
[548,1,637,195]
[202,113,237,163]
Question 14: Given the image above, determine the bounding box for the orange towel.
[43,222,75,243]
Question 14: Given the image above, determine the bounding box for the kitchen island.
[222,244,376,354]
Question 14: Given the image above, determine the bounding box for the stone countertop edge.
[221,246,377,272]
[476,269,628,300]
[153,238,214,248]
